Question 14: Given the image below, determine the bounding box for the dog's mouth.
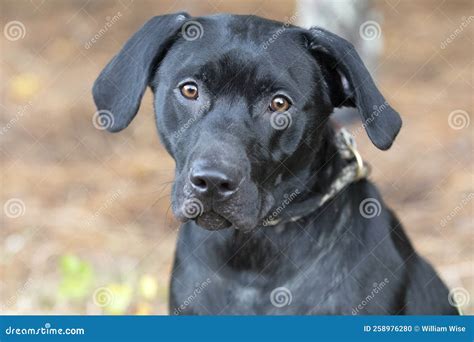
[172,178,274,233]
[195,211,232,230]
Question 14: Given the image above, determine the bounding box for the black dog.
[93,13,457,315]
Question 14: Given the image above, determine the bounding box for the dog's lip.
[173,199,233,229]
[195,210,232,230]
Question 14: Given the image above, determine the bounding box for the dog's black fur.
[93,13,457,315]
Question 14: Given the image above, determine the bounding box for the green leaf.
[58,255,94,300]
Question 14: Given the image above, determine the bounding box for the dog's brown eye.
[180,82,199,100]
[270,96,291,112]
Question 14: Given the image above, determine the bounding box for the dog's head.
[93,13,401,232]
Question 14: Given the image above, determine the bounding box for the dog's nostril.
[189,167,240,197]
[219,181,235,192]
[220,182,231,191]
[190,175,208,190]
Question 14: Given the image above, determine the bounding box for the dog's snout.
[190,162,241,198]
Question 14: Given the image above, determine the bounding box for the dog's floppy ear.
[93,13,190,132]
[307,27,402,150]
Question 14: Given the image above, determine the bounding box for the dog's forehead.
[170,14,308,61]
[161,14,316,94]
[195,14,305,52]
[199,14,294,41]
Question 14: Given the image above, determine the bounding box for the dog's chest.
[172,223,342,314]
[170,210,402,315]
[171,263,359,315]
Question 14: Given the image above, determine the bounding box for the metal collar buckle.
[338,128,366,180]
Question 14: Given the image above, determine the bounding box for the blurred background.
[1,0,472,315]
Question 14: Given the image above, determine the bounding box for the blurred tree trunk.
[296,0,383,123]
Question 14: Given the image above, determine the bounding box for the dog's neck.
[263,123,346,220]
[226,124,351,269]
[302,124,346,196]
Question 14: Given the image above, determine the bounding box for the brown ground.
[1,0,472,314]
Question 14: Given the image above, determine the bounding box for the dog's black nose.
[190,163,240,198]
